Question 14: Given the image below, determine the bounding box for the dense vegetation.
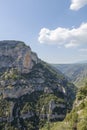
[0,62,76,130]
[0,41,77,130]
[41,82,87,130]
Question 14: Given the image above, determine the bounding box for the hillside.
[0,41,76,130]
[64,82,87,130]
[41,83,87,130]
[52,64,87,88]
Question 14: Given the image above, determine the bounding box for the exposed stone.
[0,40,39,73]
[0,40,76,129]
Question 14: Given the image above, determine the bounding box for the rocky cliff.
[0,41,76,130]
[0,40,39,73]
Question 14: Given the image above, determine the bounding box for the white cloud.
[70,0,87,11]
[38,22,87,48]
[65,42,79,48]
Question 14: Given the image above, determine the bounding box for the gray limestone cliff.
[0,40,76,130]
[0,40,39,73]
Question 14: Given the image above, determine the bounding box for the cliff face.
[0,41,39,73]
[0,41,76,130]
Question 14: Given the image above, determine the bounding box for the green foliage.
[77,120,87,130]
[77,82,87,100]
[0,99,10,117]
[0,62,76,129]
[2,68,19,80]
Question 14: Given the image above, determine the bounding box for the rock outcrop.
[0,40,39,73]
[0,40,76,130]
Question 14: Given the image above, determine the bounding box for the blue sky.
[0,0,87,63]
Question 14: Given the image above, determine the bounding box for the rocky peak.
[0,40,76,130]
[0,40,39,73]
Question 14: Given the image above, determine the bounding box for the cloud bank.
[70,0,87,10]
[38,23,87,48]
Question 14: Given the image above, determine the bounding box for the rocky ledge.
[0,40,76,130]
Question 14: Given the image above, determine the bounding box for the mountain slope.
[63,82,87,130]
[41,83,87,130]
[0,41,76,130]
[52,64,87,88]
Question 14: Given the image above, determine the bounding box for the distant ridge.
[52,63,87,88]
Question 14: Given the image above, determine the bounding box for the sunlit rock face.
[0,40,39,73]
[0,40,76,129]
